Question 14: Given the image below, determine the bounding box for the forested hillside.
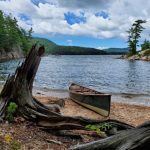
[32,38,128,55]
[31,37,57,53]
[0,10,32,60]
[103,48,128,54]
[32,37,107,55]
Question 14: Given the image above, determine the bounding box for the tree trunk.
[0,45,149,149]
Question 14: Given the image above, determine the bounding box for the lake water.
[0,55,150,105]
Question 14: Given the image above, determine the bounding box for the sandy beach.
[0,85,149,126]
[36,96,150,126]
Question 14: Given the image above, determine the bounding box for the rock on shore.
[122,49,150,61]
[0,46,24,61]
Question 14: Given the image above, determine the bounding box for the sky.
[0,0,150,49]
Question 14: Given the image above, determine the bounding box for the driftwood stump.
[0,45,149,149]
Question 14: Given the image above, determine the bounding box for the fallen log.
[70,122,150,150]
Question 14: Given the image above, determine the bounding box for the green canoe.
[69,83,111,117]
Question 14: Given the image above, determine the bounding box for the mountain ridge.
[32,37,128,55]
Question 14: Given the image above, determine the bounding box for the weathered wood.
[70,124,150,150]
[0,45,61,120]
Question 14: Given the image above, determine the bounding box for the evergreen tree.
[0,10,32,54]
[141,39,150,50]
[28,27,33,39]
[127,20,146,55]
[4,16,22,51]
[0,10,7,50]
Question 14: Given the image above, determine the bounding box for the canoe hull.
[69,83,111,117]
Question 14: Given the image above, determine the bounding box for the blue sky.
[0,0,149,49]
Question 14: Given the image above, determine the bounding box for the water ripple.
[0,55,150,96]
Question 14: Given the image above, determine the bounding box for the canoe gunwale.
[69,83,111,96]
[69,90,111,96]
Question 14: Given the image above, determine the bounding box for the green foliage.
[10,140,21,150]
[142,49,150,56]
[141,39,150,51]
[126,51,135,57]
[127,19,146,55]
[51,45,106,55]
[4,134,21,150]
[97,123,112,132]
[31,37,57,53]
[0,10,6,50]
[0,10,32,54]
[6,102,18,122]
[103,48,128,54]
[85,123,112,135]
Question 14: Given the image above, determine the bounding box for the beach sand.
[36,96,150,126]
[0,83,149,126]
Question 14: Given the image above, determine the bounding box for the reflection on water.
[125,61,139,92]
[0,55,150,97]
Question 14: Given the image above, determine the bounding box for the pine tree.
[127,20,146,55]
[0,10,7,50]
[141,39,150,50]
[0,10,32,54]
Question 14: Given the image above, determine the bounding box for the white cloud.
[0,0,150,41]
[97,46,109,50]
[67,39,73,46]
[0,0,36,16]
[36,3,65,19]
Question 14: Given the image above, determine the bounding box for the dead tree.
[0,45,149,149]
